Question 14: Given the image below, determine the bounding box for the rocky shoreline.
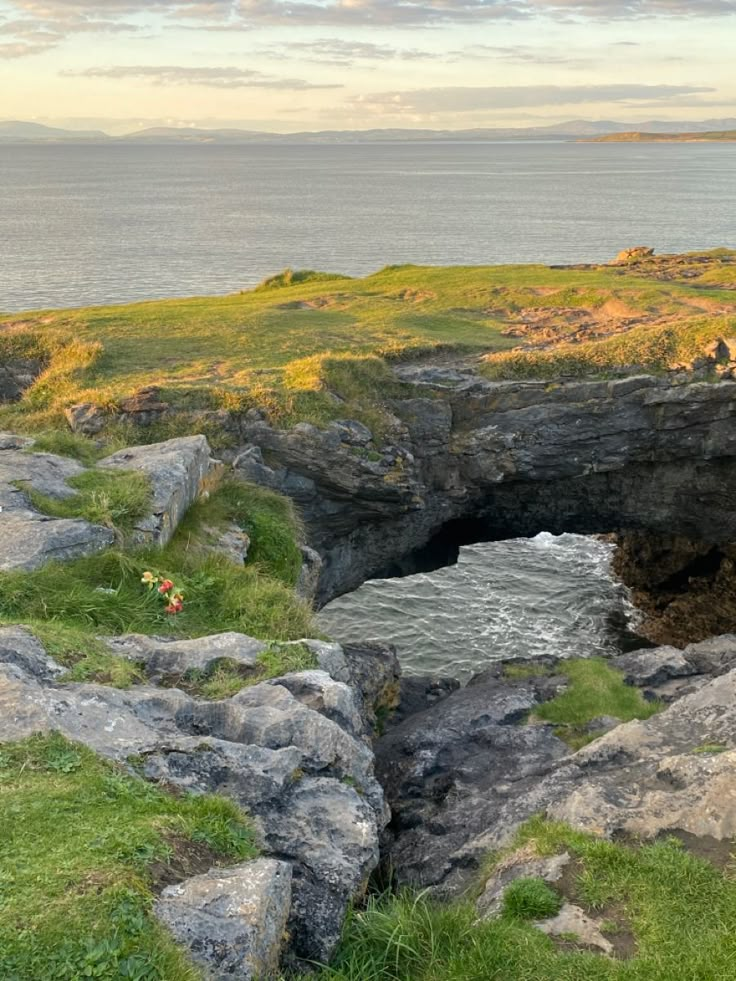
[2,390,736,976]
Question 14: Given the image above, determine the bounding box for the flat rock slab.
[99,435,213,546]
[535,903,613,955]
[155,860,292,980]
[477,847,571,919]
[105,631,266,683]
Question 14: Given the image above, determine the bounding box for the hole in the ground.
[318,531,649,680]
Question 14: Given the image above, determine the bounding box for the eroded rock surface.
[0,627,397,966]
[155,860,292,980]
[377,636,736,896]
[214,375,736,614]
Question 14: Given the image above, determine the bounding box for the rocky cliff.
[220,368,736,643]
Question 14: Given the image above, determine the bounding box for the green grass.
[23,468,152,532]
[180,642,317,699]
[0,732,258,980]
[532,658,662,748]
[501,877,563,920]
[0,478,313,659]
[314,817,736,980]
[3,255,734,436]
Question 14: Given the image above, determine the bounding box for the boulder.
[155,860,291,980]
[535,904,613,955]
[99,435,214,546]
[0,440,115,571]
[65,402,106,435]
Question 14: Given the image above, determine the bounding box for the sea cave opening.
[317,529,649,680]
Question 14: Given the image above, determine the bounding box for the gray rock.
[0,626,394,967]
[65,402,106,435]
[0,508,115,572]
[610,646,695,687]
[155,860,292,980]
[223,374,736,607]
[105,632,265,683]
[0,358,43,402]
[296,544,322,601]
[98,435,214,546]
[535,904,613,955]
[477,847,571,919]
[0,626,64,681]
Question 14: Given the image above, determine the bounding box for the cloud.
[349,84,717,114]
[63,63,342,88]
[256,37,435,66]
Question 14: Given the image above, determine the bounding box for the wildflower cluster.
[141,571,184,614]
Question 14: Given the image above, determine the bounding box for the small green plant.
[501,878,562,921]
[693,743,729,754]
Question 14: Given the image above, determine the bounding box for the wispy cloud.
[64,63,342,88]
[349,83,717,115]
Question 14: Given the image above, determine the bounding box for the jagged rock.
[223,374,736,610]
[0,358,43,402]
[155,860,292,980]
[535,904,613,955]
[104,631,266,683]
[118,386,170,426]
[476,847,571,919]
[378,642,736,895]
[99,435,214,546]
[610,645,695,687]
[199,522,251,565]
[65,402,106,435]
[0,628,393,967]
[296,544,322,601]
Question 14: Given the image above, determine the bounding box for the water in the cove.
[1,141,734,311]
[317,534,644,680]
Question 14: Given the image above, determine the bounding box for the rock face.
[155,860,292,980]
[0,627,397,967]
[376,637,736,896]
[217,374,736,612]
[99,435,214,546]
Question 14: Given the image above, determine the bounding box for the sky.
[0,0,735,133]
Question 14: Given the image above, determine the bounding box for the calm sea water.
[1,141,734,312]
[318,534,644,679]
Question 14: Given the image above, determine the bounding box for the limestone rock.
[99,435,214,546]
[104,631,266,683]
[0,438,115,571]
[0,626,64,681]
[65,402,106,435]
[535,904,613,955]
[477,847,571,919]
[155,860,291,980]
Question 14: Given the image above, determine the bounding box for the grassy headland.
[2,250,735,440]
[586,131,736,142]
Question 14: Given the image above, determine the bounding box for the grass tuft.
[24,468,152,532]
[501,877,562,920]
[0,732,257,981]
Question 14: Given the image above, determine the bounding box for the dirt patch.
[148,834,226,892]
[277,293,352,311]
[654,829,736,873]
[393,288,437,303]
[555,856,638,960]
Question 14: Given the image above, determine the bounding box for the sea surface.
[1,141,734,312]
[317,534,645,679]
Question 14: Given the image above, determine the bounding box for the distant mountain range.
[2,118,736,144]
[586,129,736,143]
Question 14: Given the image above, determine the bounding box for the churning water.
[317,533,644,680]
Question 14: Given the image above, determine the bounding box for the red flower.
[165,599,184,614]
[158,579,174,594]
